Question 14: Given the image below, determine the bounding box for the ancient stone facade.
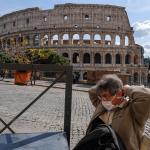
[0,3,148,85]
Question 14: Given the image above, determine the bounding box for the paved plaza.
[0,80,150,149]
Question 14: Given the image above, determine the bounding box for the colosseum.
[0,3,148,85]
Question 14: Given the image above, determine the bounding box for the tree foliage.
[0,48,69,65]
[0,51,14,63]
[25,48,69,65]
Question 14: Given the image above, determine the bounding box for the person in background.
[86,74,150,150]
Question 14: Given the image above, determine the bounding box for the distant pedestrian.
[0,70,6,80]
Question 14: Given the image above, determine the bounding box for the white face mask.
[101,100,115,111]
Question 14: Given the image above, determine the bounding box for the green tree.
[0,51,14,63]
[25,48,69,65]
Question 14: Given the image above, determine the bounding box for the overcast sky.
[0,0,150,57]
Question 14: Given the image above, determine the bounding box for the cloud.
[133,21,150,57]
[144,44,150,49]
[144,49,150,58]
[143,43,150,57]
[133,20,150,38]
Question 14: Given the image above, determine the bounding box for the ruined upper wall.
[0,3,132,35]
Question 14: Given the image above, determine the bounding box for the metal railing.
[0,63,73,146]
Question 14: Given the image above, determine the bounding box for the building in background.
[0,3,148,85]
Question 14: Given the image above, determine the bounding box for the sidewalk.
[0,78,92,92]
[35,80,92,92]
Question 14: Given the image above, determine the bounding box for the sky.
[0,0,150,57]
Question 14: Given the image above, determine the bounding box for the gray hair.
[96,74,123,96]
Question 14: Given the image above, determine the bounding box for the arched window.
[94,34,101,44]
[62,34,69,45]
[52,35,58,45]
[128,75,132,84]
[94,53,101,64]
[72,34,80,45]
[18,36,23,46]
[3,39,6,48]
[42,35,48,46]
[85,14,89,20]
[105,53,112,64]
[125,36,129,46]
[115,53,121,64]
[73,53,80,63]
[64,15,68,20]
[147,74,150,84]
[62,53,69,58]
[24,36,30,46]
[115,35,120,45]
[9,38,13,47]
[83,72,87,80]
[105,34,111,45]
[33,34,39,46]
[134,72,138,83]
[83,34,91,44]
[7,39,11,48]
[141,72,145,85]
[125,54,131,64]
[83,53,90,63]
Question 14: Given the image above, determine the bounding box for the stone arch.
[72,34,80,45]
[141,72,146,85]
[18,36,23,46]
[126,70,132,84]
[52,34,58,45]
[125,54,131,64]
[129,75,132,84]
[134,72,138,84]
[125,36,129,46]
[24,35,30,46]
[147,74,150,84]
[62,34,69,45]
[10,37,16,47]
[115,53,121,64]
[14,37,17,46]
[105,34,111,45]
[41,34,48,46]
[2,39,6,48]
[94,53,101,64]
[63,15,68,20]
[115,35,120,45]
[7,39,11,48]
[73,53,80,63]
[83,53,90,63]
[62,53,69,58]
[105,53,112,64]
[33,34,40,46]
[134,54,138,64]
[94,34,101,44]
[83,72,87,80]
[85,14,89,20]
[83,34,91,44]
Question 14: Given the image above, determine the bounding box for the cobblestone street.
[0,80,150,149]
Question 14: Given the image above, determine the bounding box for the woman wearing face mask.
[86,74,150,150]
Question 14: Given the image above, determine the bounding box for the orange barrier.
[15,71,31,85]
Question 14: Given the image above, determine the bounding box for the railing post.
[64,66,73,146]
